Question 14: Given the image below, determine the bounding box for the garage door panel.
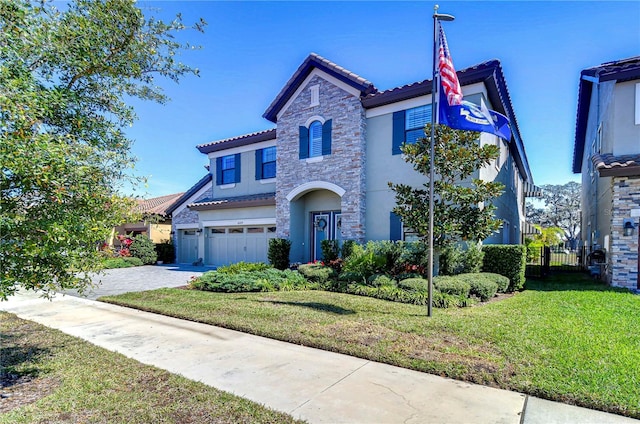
[205,226,273,267]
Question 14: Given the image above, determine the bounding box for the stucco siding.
[210,151,276,199]
[612,80,640,155]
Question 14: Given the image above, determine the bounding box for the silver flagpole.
[429,5,454,317]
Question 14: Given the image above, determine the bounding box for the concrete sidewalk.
[1,292,637,424]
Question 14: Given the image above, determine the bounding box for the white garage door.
[205,226,276,267]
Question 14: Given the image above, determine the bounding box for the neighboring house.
[170,53,537,267]
[572,56,640,289]
[113,192,184,246]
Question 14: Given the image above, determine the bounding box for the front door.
[311,211,341,261]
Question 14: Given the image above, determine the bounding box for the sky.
[120,1,639,198]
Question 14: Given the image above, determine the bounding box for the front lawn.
[100,273,640,419]
[0,312,301,423]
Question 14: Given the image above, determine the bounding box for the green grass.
[99,273,640,419]
[0,312,302,423]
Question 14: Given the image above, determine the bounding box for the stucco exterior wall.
[612,80,640,155]
[209,146,276,199]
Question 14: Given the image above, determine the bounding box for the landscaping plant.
[129,234,158,265]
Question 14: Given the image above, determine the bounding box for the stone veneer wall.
[171,188,212,229]
[609,176,640,289]
[275,75,366,243]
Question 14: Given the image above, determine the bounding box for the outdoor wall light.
[623,219,635,237]
[196,228,203,234]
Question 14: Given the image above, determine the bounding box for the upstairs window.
[255,146,276,180]
[309,121,323,158]
[299,119,332,159]
[392,105,432,154]
[216,154,241,185]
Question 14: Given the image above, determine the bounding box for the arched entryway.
[286,181,345,263]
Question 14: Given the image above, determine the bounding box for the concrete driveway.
[64,264,213,300]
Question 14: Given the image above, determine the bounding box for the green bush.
[268,238,291,270]
[341,240,356,259]
[154,240,175,263]
[129,234,157,265]
[217,262,270,274]
[398,277,428,292]
[298,263,335,284]
[341,242,387,281]
[482,245,527,291]
[320,240,340,262]
[367,274,396,288]
[461,242,484,274]
[433,275,471,297]
[456,273,498,301]
[191,268,312,293]
[338,271,364,283]
[439,244,462,275]
[101,257,144,269]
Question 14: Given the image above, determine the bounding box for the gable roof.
[572,56,640,173]
[263,53,377,123]
[197,128,276,154]
[165,173,213,216]
[136,192,185,217]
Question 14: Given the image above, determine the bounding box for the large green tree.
[389,124,504,247]
[0,0,205,299]
[526,181,581,249]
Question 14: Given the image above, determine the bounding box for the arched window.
[309,120,323,158]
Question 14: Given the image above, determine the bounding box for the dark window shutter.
[392,110,405,155]
[255,149,263,180]
[234,153,241,183]
[322,119,332,155]
[390,212,402,241]
[299,126,309,159]
[215,157,222,186]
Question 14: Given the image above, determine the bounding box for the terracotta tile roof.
[136,192,185,216]
[165,174,213,216]
[592,153,640,177]
[196,128,276,154]
[188,192,276,211]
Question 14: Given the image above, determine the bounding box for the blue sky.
[125,1,640,198]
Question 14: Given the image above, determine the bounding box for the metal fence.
[525,246,602,278]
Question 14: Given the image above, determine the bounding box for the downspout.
[581,72,600,249]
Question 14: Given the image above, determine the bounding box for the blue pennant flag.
[438,26,512,141]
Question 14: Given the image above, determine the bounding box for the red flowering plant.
[116,234,133,257]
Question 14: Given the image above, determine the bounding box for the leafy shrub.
[433,276,471,297]
[367,274,396,288]
[341,240,356,259]
[101,257,144,269]
[456,273,498,301]
[217,261,270,274]
[191,268,311,293]
[432,291,475,308]
[320,240,340,262]
[338,271,364,283]
[345,283,473,308]
[439,244,462,275]
[129,234,158,265]
[155,240,175,263]
[398,277,428,292]
[341,242,387,281]
[298,263,335,284]
[461,242,484,274]
[268,238,291,270]
[482,245,526,291]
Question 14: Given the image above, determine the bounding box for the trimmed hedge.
[433,275,471,297]
[217,261,270,274]
[129,234,157,265]
[268,238,291,270]
[101,257,144,269]
[456,273,499,301]
[398,277,428,292]
[482,245,526,291]
[298,263,336,284]
[191,268,314,293]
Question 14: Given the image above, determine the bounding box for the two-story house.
[168,53,536,267]
[572,56,640,289]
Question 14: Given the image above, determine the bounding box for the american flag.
[438,26,463,106]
